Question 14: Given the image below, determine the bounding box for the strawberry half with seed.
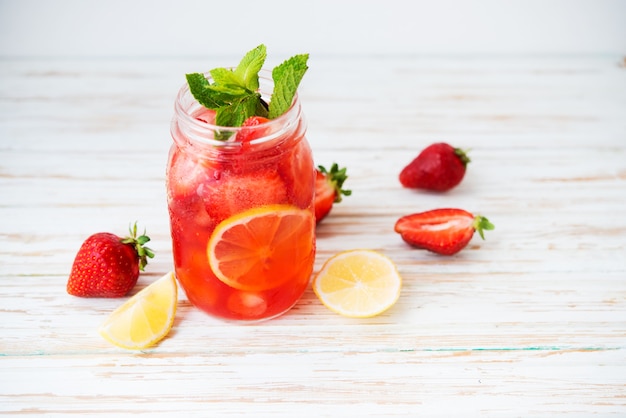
[67,223,155,297]
[315,163,352,224]
[394,208,494,255]
[399,142,470,191]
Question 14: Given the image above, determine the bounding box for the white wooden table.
[1,54,625,416]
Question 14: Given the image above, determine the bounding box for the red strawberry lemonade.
[167,66,315,322]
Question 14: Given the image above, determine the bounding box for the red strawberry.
[200,168,289,222]
[167,146,218,201]
[67,223,155,297]
[394,208,494,255]
[236,116,271,143]
[277,138,315,210]
[194,108,216,124]
[399,143,470,191]
[315,163,352,224]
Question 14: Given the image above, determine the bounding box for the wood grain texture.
[1,55,625,416]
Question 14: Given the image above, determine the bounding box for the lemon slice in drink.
[99,271,178,349]
[312,250,402,318]
[207,205,315,292]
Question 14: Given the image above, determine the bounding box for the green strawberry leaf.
[318,163,352,203]
[121,222,155,272]
[269,53,309,119]
[473,215,495,240]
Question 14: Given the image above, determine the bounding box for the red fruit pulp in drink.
[167,108,315,321]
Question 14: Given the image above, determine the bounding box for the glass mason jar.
[167,72,316,322]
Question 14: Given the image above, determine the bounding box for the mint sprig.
[186,44,309,137]
[269,53,309,119]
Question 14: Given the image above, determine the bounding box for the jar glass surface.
[166,72,315,322]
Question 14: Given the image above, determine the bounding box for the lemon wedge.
[99,271,178,349]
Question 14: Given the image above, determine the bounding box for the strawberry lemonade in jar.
[166,45,316,321]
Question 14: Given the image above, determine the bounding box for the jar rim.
[172,70,302,148]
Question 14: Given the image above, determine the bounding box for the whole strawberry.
[394,208,494,255]
[67,223,155,297]
[315,163,352,224]
[399,143,470,191]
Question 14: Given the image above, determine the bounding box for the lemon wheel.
[207,205,315,292]
[312,250,402,318]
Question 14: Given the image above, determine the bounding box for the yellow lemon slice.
[312,250,402,318]
[207,205,315,292]
[99,271,178,350]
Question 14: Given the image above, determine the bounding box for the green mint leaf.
[255,99,269,118]
[268,53,309,119]
[187,45,308,134]
[234,44,267,91]
[186,72,252,110]
[215,94,261,129]
[208,83,249,100]
[209,67,244,88]
[186,73,226,109]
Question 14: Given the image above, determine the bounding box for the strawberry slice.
[200,168,289,222]
[278,138,315,210]
[166,146,222,200]
[194,108,217,124]
[394,208,494,255]
[314,163,352,224]
[236,116,271,143]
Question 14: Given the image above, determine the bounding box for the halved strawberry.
[315,163,352,224]
[394,208,494,255]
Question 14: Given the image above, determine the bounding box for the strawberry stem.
[121,222,155,271]
[318,163,352,203]
[473,215,495,240]
[454,148,471,167]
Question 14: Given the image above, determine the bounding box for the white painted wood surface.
[1,54,625,416]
